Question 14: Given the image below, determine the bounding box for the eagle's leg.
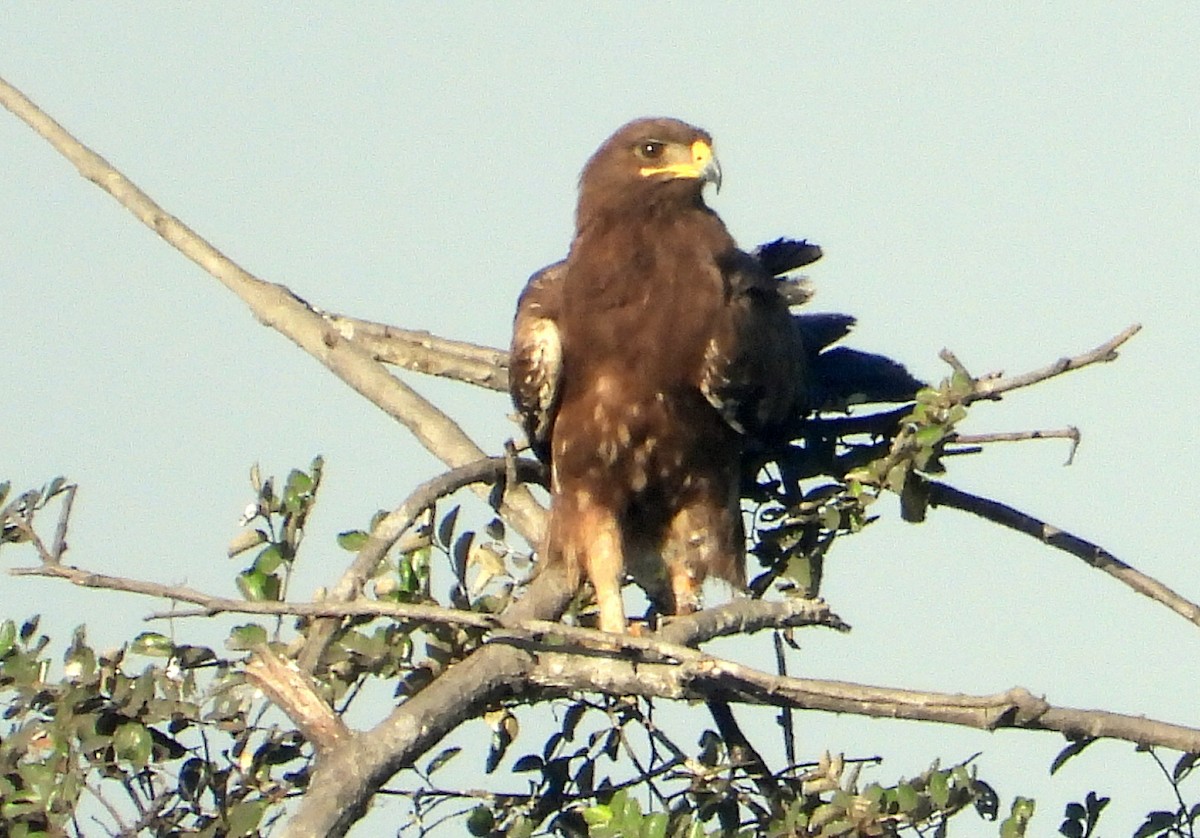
[661,490,744,617]
[581,510,626,633]
[555,489,628,633]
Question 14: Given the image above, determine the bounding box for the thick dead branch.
[529,653,1200,752]
[327,315,510,392]
[286,614,1200,837]
[245,646,350,752]
[0,74,546,548]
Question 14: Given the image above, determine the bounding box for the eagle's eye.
[636,140,665,160]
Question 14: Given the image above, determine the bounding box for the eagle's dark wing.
[700,249,806,436]
[508,261,564,463]
[753,237,823,276]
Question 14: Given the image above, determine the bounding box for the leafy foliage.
[4,438,1198,835]
[0,616,303,836]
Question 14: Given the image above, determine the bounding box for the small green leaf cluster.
[228,457,325,603]
[0,616,306,837]
[0,477,72,551]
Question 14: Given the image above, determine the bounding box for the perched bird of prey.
[509,117,808,632]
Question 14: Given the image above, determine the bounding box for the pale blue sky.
[2,5,1199,834]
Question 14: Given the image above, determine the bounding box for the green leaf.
[914,425,945,447]
[236,568,280,601]
[227,624,268,650]
[949,370,973,397]
[227,799,268,838]
[641,813,668,838]
[1085,792,1110,821]
[506,815,533,838]
[337,530,369,551]
[466,806,495,835]
[1133,811,1177,838]
[895,782,918,814]
[398,552,419,594]
[512,754,543,772]
[285,468,313,495]
[1174,751,1200,781]
[254,544,284,574]
[1059,819,1084,838]
[582,804,614,827]
[562,702,587,740]
[0,619,16,657]
[437,504,461,548]
[114,721,152,768]
[175,644,217,668]
[130,631,173,657]
[1001,797,1036,838]
[425,746,461,776]
[819,819,856,837]
[929,769,950,808]
[237,568,268,601]
[1050,738,1096,775]
[485,517,505,540]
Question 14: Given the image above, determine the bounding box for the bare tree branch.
[327,315,510,392]
[0,74,546,549]
[528,653,1200,752]
[2,74,1183,838]
[928,480,1200,628]
[944,323,1142,404]
[9,562,499,630]
[12,558,844,659]
[244,645,350,751]
[951,426,1081,465]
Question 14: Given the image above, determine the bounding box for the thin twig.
[956,324,1142,404]
[49,483,77,562]
[10,562,499,629]
[951,426,1081,464]
[83,782,129,836]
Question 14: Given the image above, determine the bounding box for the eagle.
[509,117,811,633]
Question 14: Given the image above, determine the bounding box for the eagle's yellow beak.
[640,140,722,192]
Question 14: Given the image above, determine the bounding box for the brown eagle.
[509,118,808,633]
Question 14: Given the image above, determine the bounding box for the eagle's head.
[576,117,721,226]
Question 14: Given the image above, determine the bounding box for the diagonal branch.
[928,480,1200,628]
[0,73,546,548]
